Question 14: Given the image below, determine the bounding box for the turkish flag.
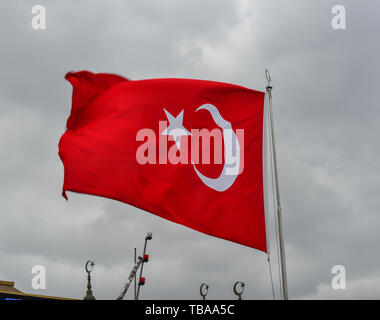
[59,71,267,252]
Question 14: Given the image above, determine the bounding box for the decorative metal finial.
[233,281,245,300]
[200,283,209,300]
[265,69,272,88]
[83,260,96,300]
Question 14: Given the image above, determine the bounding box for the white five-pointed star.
[161,108,191,150]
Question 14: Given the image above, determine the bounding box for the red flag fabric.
[59,71,267,252]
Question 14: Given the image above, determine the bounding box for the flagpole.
[265,69,289,300]
[134,247,137,300]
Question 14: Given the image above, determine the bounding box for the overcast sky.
[0,0,379,300]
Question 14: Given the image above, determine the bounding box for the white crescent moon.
[192,104,240,192]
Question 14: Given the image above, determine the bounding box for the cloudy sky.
[0,0,379,300]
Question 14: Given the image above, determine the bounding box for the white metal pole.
[265,69,289,300]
